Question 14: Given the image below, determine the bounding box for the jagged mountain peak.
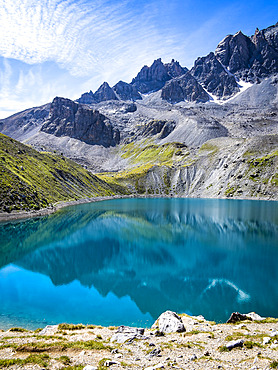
[131,58,186,94]
[215,22,278,82]
[94,81,118,102]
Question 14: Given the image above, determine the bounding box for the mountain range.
[0,22,278,211]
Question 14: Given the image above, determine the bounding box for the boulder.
[110,325,146,344]
[226,312,249,323]
[39,325,58,335]
[226,339,244,350]
[246,312,264,321]
[152,311,185,333]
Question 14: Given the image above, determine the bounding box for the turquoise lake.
[0,198,278,330]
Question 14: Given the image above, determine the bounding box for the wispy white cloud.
[0,0,277,118]
[0,0,181,81]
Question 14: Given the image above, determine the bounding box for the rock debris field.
[0,311,278,369]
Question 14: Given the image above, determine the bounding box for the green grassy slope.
[0,133,127,212]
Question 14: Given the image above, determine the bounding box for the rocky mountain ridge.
[0,22,277,209]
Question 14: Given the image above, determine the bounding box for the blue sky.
[0,0,277,118]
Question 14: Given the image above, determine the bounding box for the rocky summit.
[215,22,278,82]
[0,22,278,212]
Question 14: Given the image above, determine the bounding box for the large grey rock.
[226,339,244,350]
[246,312,264,321]
[41,97,120,147]
[190,52,239,99]
[110,325,146,343]
[161,72,210,103]
[39,325,58,335]
[226,312,249,323]
[152,311,185,333]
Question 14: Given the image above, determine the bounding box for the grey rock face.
[41,97,120,147]
[161,72,210,103]
[94,82,118,102]
[215,23,278,82]
[77,90,95,104]
[131,58,184,93]
[190,52,239,99]
[77,82,118,104]
[215,31,253,73]
[113,81,142,101]
[152,311,185,333]
[110,326,146,343]
[165,59,188,78]
[0,103,50,140]
[130,120,176,142]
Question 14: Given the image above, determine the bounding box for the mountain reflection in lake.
[0,198,278,330]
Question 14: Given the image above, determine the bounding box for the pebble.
[115,353,123,358]
[83,366,97,370]
[104,361,119,367]
[270,330,278,337]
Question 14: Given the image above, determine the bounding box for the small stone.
[263,337,271,345]
[148,348,161,357]
[154,330,165,337]
[104,360,119,367]
[234,324,246,330]
[79,350,85,356]
[204,351,210,356]
[190,354,197,360]
[115,353,122,359]
[149,343,155,347]
[83,366,97,370]
[177,355,183,358]
[270,330,278,337]
[111,349,118,354]
[274,340,278,344]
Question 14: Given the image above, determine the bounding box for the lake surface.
[0,198,278,330]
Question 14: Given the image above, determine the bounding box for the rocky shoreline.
[0,194,277,223]
[0,311,278,369]
[0,195,132,222]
